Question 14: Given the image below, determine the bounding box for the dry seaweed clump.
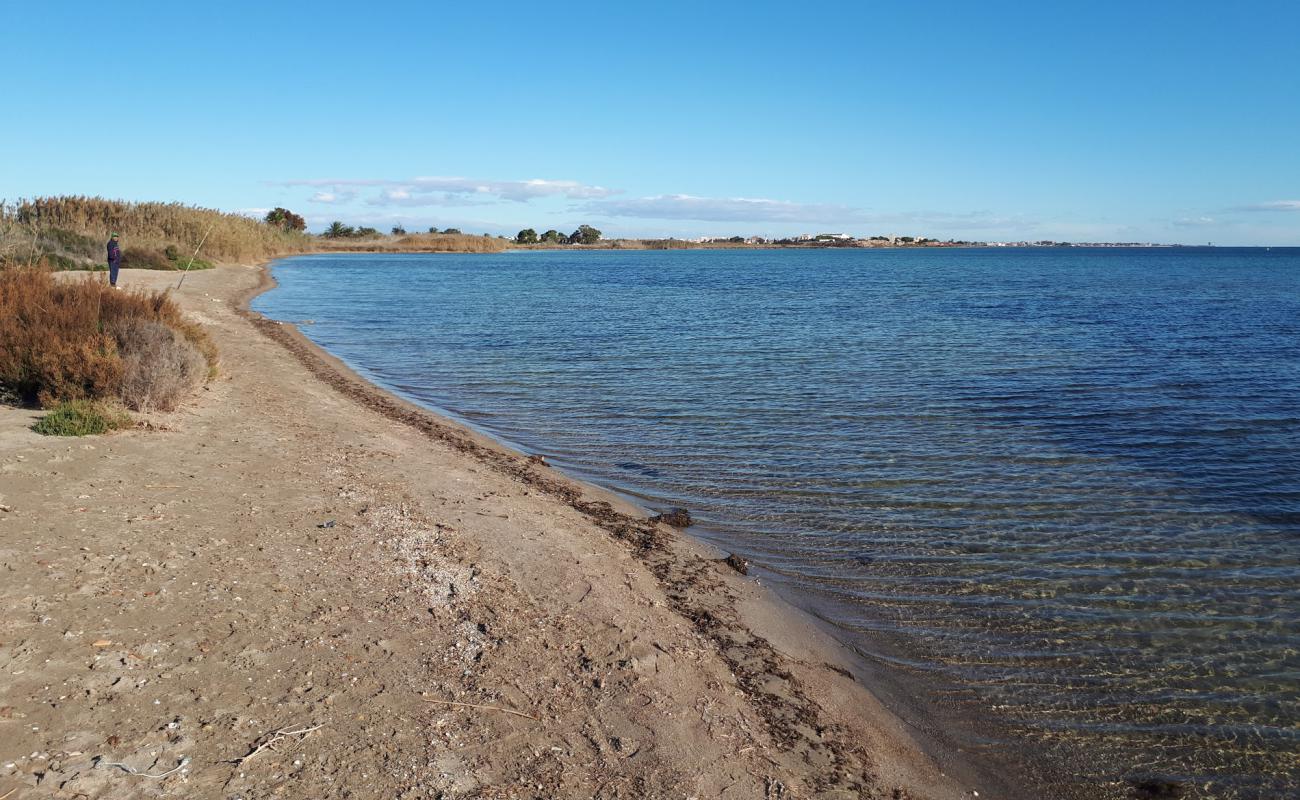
[0,264,217,413]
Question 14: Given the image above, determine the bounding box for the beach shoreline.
[1,263,1058,798]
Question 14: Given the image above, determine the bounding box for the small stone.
[722,553,749,575]
[652,508,692,528]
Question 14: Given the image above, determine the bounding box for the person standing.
[106,232,122,288]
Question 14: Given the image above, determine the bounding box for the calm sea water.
[254,248,1299,797]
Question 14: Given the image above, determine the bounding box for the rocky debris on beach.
[652,507,693,528]
[722,553,749,575]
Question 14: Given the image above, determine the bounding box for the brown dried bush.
[0,264,218,408]
[111,318,207,412]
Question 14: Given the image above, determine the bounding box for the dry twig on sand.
[231,723,326,764]
[421,696,540,721]
[96,755,191,779]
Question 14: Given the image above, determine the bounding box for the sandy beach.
[1,264,1002,799]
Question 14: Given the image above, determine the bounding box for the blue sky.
[4,1,1298,244]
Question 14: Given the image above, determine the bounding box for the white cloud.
[279,176,618,204]
[365,190,496,208]
[1236,200,1300,212]
[309,190,356,203]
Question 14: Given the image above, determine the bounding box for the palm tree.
[325,221,347,239]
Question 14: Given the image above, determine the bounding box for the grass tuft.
[32,400,131,436]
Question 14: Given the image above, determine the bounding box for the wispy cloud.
[1233,200,1300,212]
[1172,215,1217,227]
[278,176,618,204]
[309,190,356,204]
[364,188,496,208]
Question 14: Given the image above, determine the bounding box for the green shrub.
[45,253,91,271]
[32,400,130,436]
[45,227,100,258]
[120,247,172,270]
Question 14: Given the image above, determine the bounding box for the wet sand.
[1,264,1027,798]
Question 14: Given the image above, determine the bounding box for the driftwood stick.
[231,723,325,764]
[421,697,540,721]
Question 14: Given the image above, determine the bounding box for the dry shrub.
[0,264,218,407]
[120,247,173,270]
[0,266,123,405]
[111,318,206,411]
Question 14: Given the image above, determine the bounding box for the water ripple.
[255,247,1300,798]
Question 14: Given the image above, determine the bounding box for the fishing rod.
[176,224,214,290]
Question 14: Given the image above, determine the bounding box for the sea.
[253,247,1299,798]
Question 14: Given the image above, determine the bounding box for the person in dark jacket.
[106,233,122,288]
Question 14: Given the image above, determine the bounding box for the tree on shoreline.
[569,224,601,245]
[264,207,306,232]
[515,228,538,244]
[324,221,351,238]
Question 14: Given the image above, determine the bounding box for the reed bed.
[317,232,509,254]
[1,196,309,268]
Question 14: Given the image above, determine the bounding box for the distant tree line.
[316,221,495,239]
[264,208,597,243]
[515,224,602,245]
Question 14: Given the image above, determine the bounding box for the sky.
[4,0,1298,245]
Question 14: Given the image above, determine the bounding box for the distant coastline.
[3,196,1256,273]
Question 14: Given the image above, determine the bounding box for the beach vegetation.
[112,317,209,411]
[0,264,218,409]
[264,207,307,232]
[315,232,508,254]
[569,224,602,245]
[442,228,462,235]
[540,229,563,244]
[324,221,352,239]
[391,225,406,235]
[515,228,538,244]
[32,399,131,436]
[2,196,308,265]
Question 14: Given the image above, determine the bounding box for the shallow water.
[254,247,1300,796]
